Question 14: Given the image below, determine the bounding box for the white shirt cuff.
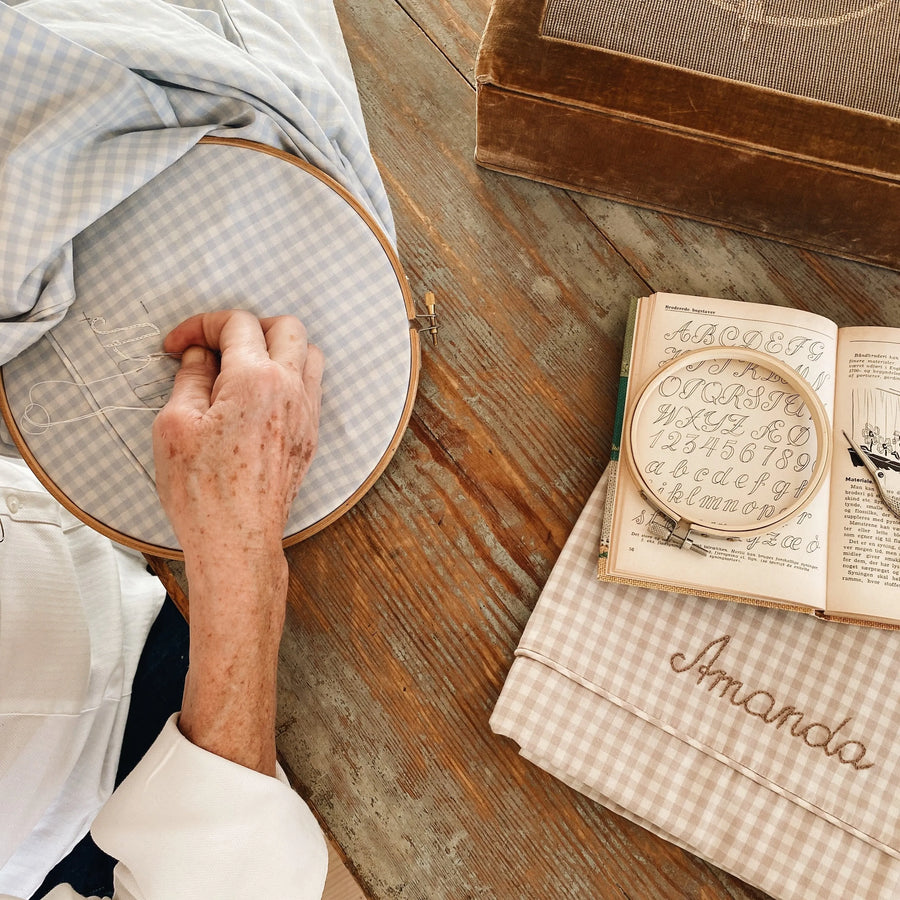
[88,714,327,900]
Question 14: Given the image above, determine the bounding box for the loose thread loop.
[20,354,178,436]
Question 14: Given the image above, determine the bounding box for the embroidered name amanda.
[670,635,874,770]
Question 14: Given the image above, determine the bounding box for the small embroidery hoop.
[0,137,420,559]
[622,346,832,547]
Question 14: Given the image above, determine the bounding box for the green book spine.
[600,297,641,560]
[609,298,639,462]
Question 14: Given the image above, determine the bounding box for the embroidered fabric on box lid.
[491,467,900,900]
[0,139,416,555]
[541,0,900,117]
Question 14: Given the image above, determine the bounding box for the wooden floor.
[162,1,900,898]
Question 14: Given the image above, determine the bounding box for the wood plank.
[570,196,900,327]
[394,0,490,80]
[322,841,368,900]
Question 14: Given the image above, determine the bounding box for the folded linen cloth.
[491,469,900,900]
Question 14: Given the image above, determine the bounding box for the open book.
[600,293,900,628]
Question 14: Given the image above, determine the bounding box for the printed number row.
[648,431,812,470]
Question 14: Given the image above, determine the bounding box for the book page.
[826,327,900,620]
[606,294,838,607]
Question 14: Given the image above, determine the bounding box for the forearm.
[153,311,322,778]
[178,549,289,776]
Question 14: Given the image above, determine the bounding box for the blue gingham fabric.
[0,1,414,553]
[0,0,394,366]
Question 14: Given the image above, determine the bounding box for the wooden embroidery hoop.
[0,136,420,559]
[622,345,831,544]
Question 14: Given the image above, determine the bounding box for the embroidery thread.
[20,315,181,434]
[21,357,179,435]
[670,634,875,770]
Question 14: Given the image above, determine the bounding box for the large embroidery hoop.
[0,137,419,558]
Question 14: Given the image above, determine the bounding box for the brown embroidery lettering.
[669,635,875,771]
[741,690,776,718]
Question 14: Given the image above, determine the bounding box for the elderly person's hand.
[153,309,323,560]
[152,310,324,775]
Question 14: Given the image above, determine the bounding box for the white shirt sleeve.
[33,715,328,900]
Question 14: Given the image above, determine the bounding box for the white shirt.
[0,455,165,896]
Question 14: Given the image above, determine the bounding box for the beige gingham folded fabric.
[491,468,900,900]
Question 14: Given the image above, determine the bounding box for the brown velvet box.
[474,0,900,269]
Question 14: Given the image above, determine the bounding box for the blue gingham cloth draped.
[0,0,414,552]
[0,0,394,365]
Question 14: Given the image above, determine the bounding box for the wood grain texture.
[152,0,900,897]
